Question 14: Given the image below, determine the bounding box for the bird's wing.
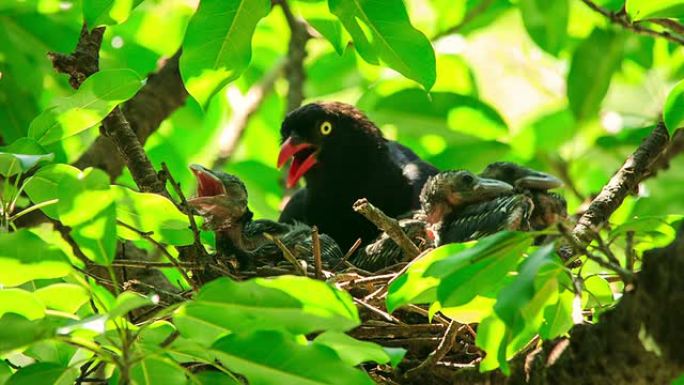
[279,188,308,223]
[387,141,439,207]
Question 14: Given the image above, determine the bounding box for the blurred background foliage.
[1,0,683,223]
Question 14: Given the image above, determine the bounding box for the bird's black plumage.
[277,102,438,251]
[188,165,342,269]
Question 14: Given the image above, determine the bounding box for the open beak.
[277,136,318,188]
[189,164,226,197]
[516,173,563,190]
[473,178,514,198]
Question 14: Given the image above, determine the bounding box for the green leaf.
[308,18,346,55]
[83,0,145,27]
[664,79,684,135]
[0,289,45,320]
[130,357,187,385]
[0,314,56,354]
[35,284,90,313]
[519,0,568,55]
[5,363,78,385]
[386,243,470,313]
[0,230,71,287]
[109,291,158,320]
[194,371,241,385]
[112,185,194,246]
[567,28,624,121]
[583,275,614,308]
[540,289,574,339]
[180,0,271,107]
[28,69,143,145]
[329,0,436,90]
[626,0,684,20]
[174,277,359,345]
[427,232,533,307]
[23,164,81,219]
[0,138,53,177]
[475,314,507,373]
[212,330,375,385]
[439,295,497,324]
[57,168,117,265]
[313,331,405,367]
[0,360,11,385]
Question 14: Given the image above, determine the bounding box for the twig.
[116,220,199,291]
[312,226,323,280]
[548,156,586,202]
[432,0,494,40]
[625,231,636,272]
[593,233,621,267]
[572,122,670,244]
[353,297,403,324]
[353,198,420,259]
[405,321,460,377]
[111,260,201,269]
[650,18,684,35]
[581,0,684,46]
[212,59,286,168]
[265,233,308,276]
[332,238,362,271]
[53,220,92,266]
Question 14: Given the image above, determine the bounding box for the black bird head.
[480,162,562,191]
[420,170,514,224]
[188,164,252,230]
[277,102,385,188]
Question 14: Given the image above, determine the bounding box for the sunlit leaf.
[212,330,375,385]
[583,275,614,308]
[0,289,45,320]
[540,289,574,339]
[519,0,568,55]
[109,291,158,320]
[567,28,623,121]
[440,295,497,324]
[664,79,684,135]
[5,363,78,385]
[83,0,145,27]
[130,357,187,385]
[112,185,194,246]
[28,69,143,145]
[0,230,71,287]
[329,0,436,90]
[193,371,241,385]
[23,164,81,219]
[34,284,89,314]
[180,0,271,107]
[314,331,405,367]
[0,138,53,177]
[174,277,359,345]
[626,0,684,20]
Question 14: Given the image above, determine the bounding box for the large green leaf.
[540,289,574,339]
[28,69,143,145]
[0,230,71,287]
[83,0,145,27]
[212,330,375,385]
[0,289,45,320]
[108,291,158,320]
[5,363,78,385]
[313,331,405,367]
[664,79,684,135]
[34,284,89,313]
[112,185,194,246]
[180,0,271,107]
[626,0,684,20]
[329,0,436,90]
[23,164,81,219]
[130,357,187,385]
[519,0,568,55]
[57,168,117,265]
[386,243,470,313]
[0,314,56,354]
[567,28,624,121]
[0,138,53,177]
[174,277,359,345]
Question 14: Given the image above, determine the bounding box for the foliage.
[1,0,684,383]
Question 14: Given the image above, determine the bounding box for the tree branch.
[572,122,670,244]
[581,0,684,46]
[276,0,311,112]
[353,198,421,259]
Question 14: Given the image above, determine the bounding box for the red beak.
[277,137,318,188]
[189,164,225,197]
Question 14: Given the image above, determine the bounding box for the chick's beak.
[277,136,318,188]
[473,178,514,197]
[189,164,226,197]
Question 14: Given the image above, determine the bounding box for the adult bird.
[480,162,567,230]
[419,169,524,245]
[277,102,438,251]
[188,165,343,270]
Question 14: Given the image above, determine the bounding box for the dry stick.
[111,260,201,269]
[572,122,670,244]
[405,321,460,377]
[332,238,362,271]
[212,59,287,169]
[581,0,684,46]
[353,297,403,324]
[312,226,323,280]
[265,233,308,276]
[353,198,420,259]
[116,220,199,291]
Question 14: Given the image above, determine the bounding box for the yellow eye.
[320,121,333,135]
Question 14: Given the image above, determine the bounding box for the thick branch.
[48,24,104,88]
[276,0,310,112]
[572,122,670,243]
